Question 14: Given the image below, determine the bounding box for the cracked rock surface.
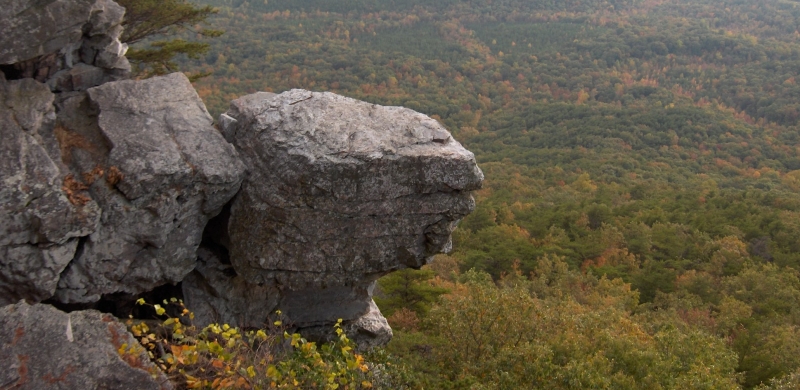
[0,301,172,390]
[1,0,130,91]
[53,73,246,303]
[0,0,483,350]
[0,76,100,306]
[1,72,245,305]
[185,89,483,347]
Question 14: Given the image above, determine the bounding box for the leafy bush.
[384,267,743,389]
[127,299,374,389]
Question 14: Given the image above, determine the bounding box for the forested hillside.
[174,0,800,387]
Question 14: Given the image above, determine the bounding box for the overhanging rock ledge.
[183,89,484,348]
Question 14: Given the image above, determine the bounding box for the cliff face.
[0,0,133,306]
[0,0,482,386]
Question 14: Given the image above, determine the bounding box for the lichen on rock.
[0,301,172,389]
[53,73,246,303]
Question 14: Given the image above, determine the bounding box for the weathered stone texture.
[221,89,484,289]
[0,301,172,389]
[53,73,246,303]
[0,0,483,349]
[184,89,483,346]
[0,77,99,306]
[0,0,130,91]
[344,300,393,349]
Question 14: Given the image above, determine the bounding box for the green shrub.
[127,299,374,389]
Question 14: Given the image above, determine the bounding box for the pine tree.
[117,0,223,80]
[375,268,448,317]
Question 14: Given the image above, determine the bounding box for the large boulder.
[0,301,171,390]
[1,72,245,305]
[0,76,100,306]
[221,89,483,288]
[53,73,246,303]
[185,89,483,346]
[0,0,129,91]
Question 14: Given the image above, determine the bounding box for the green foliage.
[720,264,800,387]
[269,320,373,389]
[118,0,223,79]
[172,0,800,387]
[128,299,374,389]
[756,370,800,390]
[372,255,800,389]
[126,40,215,81]
[374,268,448,317]
[382,267,740,389]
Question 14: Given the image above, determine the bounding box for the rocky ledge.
[0,0,483,386]
[184,90,483,347]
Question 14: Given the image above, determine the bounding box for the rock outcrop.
[181,245,280,328]
[183,90,484,347]
[0,301,171,390]
[1,72,245,305]
[220,90,483,287]
[53,73,246,303]
[0,76,100,306]
[1,0,483,362]
[0,0,130,92]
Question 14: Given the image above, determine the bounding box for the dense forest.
[162,0,800,387]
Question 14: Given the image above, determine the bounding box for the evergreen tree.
[117,0,222,80]
[375,268,448,317]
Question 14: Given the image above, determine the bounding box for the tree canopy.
[167,0,800,387]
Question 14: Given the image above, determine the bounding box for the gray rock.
[88,0,127,37]
[212,89,482,346]
[296,300,392,350]
[182,246,279,328]
[0,0,94,65]
[0,0,129,90]
[53,73,246,303]
[0,78,100,306]
[184,250,392,349]
[222,89,483,288]
[279,282,375,327]
[0,301,172,390]
[343,300,393,349]
[183,246,391,349]
[47,63,107,93]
